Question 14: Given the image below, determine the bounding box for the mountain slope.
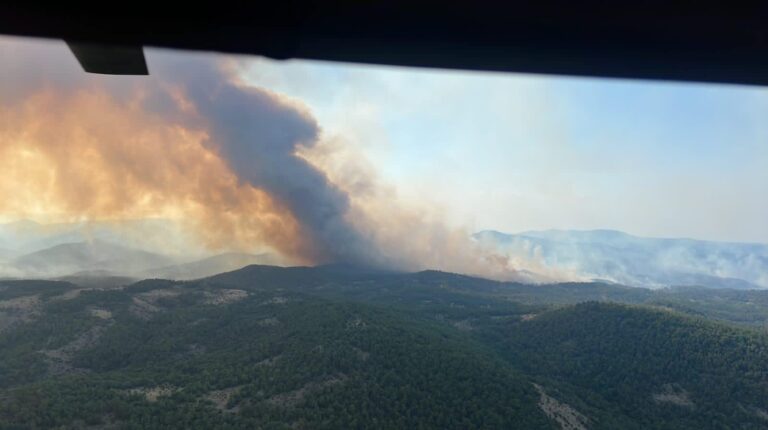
[204,264,768,329]
[145,252,282,280]
[12,240,175,277]
[495,302,768,429]
[475,229,768,289]
[0,277,550,429]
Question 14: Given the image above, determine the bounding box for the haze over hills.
[0,220,286,281]
[475,229,768,289]
[10,240,176,278]
[0,219,193,257]
[1,241,286,283]
[145,252,283,280]
[3,220,768,292]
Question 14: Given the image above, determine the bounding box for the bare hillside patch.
[534,384,589,430]
[652,384,694,408]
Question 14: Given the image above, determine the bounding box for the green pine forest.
[1,265,768,429]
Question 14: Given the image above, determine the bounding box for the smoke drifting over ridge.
[0,36,543,280]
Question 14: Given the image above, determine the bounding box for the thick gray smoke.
[148,54,376,264]
[1,38,377,266]
[0,37,540,280]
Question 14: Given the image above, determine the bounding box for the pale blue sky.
[241,57,768,243]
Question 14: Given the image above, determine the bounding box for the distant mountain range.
[2,220,766,290]
[474,229,768,289]
[0,220,283,281]
[1,240,280,282]
[11,240,175,278]
[0,219,188,256]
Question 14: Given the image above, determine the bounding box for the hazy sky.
[2,35,768,246]
[242,57,768,243]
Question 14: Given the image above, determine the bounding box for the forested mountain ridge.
[206,264,768,327]
[1,265,767,429]
[0,277,550,429]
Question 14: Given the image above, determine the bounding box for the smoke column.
[148,55,375,265]
[0,36,560,281]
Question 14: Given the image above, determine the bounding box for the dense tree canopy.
[0,266,767,429]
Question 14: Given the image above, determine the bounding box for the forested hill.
[206,264,768,327]
[1,265,768,428]
[496,302,768,429]
[0,277,549,429]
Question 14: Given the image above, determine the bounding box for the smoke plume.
[0,36,551,280]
